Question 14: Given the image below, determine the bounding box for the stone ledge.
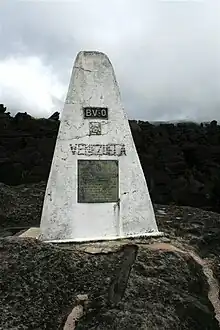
[19,227,41,239]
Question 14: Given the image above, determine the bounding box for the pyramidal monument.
[39,51,161,242]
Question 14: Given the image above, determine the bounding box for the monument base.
[19,227,164,243]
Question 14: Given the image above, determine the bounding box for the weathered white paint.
[40,51,161,242]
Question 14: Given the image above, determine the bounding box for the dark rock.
[49,111,60,121]
[0,182,45,230]
[14,111,32,122]
[0,236,219,330]
[1,109,220,213]
[0,104,6,113]
[0,183,220,329]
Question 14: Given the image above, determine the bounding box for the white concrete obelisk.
[40,51,161,242]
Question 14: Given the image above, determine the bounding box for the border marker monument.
[39,51,162,242]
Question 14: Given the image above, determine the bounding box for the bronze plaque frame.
[77,160,119,203]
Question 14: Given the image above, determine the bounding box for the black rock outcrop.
[0,105,220,212]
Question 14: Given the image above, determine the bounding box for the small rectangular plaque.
[89,122,101,135]
[83,107,108,119]
[78,160,119,203]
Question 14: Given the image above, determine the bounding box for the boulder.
[0,183,220,329]
[0,104,6,113]
[0,235,219,330]
[49,111,60,121]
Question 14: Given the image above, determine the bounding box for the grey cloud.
[0,0,220,121]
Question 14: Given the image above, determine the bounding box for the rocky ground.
[1,182,220,329]
[1,104,220,329]
[1,104,220,213]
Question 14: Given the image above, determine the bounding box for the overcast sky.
[0,0,220,121]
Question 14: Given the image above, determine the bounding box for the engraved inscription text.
[70,143,126,156]
[83,107,108,119]
[78,160,119,203]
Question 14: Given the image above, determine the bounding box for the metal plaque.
[83,107,108,119]
[78,160,119,203]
